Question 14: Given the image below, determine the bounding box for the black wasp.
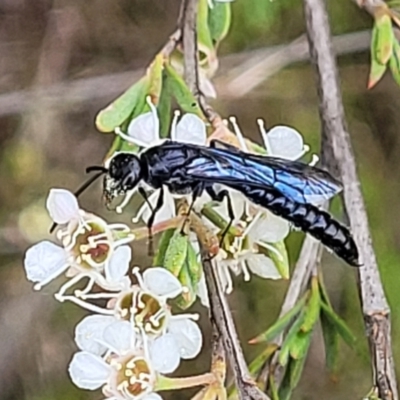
[82,140,359,266]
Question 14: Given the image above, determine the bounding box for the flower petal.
[262,126,305,160]
[103,320,134,355]
[143,394,163,400]
[24,241,69,287]
[68,351,110,390]
[149,333,180,374]
[143,267,182,298]
[250,212,290,243]
[75,315,116,355]
[168,318,203,359]
[174,114,207,145]
[46,189,80,224]
[196,273,210,308]
[127,112,159,147]
[105,245,131,283]
[247,254,281,279]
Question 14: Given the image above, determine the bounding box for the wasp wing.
[183,145,341,205]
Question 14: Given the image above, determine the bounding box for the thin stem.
[303,0,398,398]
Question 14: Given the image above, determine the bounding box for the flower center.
[115,290,167,336]
[113,355,153,398]
[71,221,111,268]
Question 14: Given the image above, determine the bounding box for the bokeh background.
[1,0,399,399]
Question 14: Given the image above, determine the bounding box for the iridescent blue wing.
[183,144,341,205]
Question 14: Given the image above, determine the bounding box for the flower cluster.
[24,190,203,399]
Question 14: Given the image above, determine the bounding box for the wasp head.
[103,153,143,208]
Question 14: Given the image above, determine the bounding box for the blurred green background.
[0,0,399,399]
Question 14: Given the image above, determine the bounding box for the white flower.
[69,349,162,400]
[24,189,133,295]
[215,210,289,294]
[68,268,203,374]
[115,96,206,149]
[70,319,164,399]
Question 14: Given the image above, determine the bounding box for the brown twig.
[202,251,270,400]
[303,0,398,398]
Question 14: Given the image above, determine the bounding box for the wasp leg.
[205,186,235,248]
[209,139,240,152]
[180,183,205,235]
[139,186,164,256]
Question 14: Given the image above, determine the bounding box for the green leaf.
[176,240,202,309]
[208,2,231,44]
[288,352,309,389]
[95,76,149,132]
[269,375,280,400]
[372,14,394,65]
[279,310,306,367]
[162,229,188,276]
[250,294,308,344]
[320,305,339,373]
[389,39,400,86]
[153,229,175,266]
[320,302,357,348]
[368,54,388,89]
[289,331,312,360]
[260,240,289,279]
[176,262,196,309]
[248,343,279,375]
[147,53,164,104]
[164,64,204,117]
[157,70,172,138]
[301,276,321,332]
[197,0,215,65]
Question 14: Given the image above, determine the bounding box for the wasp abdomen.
[239,184,359,266]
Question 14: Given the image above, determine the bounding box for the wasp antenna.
[49,222,57,234]
[86,165,108,174]
[75,171,105,198]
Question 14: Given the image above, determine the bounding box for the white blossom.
[24,190,133,295]
[67,268,203,374]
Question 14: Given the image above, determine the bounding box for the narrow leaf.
[197,0,215,65]
[208,2,231,44]
[320,302,357,348]
[157,70,172,138]
[176,262,196,309]
[320,306,339,374]
[261,240,289,280]
[162,229,188,276]
[250,294,308,344]
[301,276,321,332]
[279,310,306,367]
[368,56,388,89]
[289,353,309,390]
[372,14,394,65]
[147,53,164,104]
[95,76,149,132]
[289,331,312,360]
[153,229,175,266]
[164,64,204,117]
[248,343,279,375]
[389,39,400,86]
